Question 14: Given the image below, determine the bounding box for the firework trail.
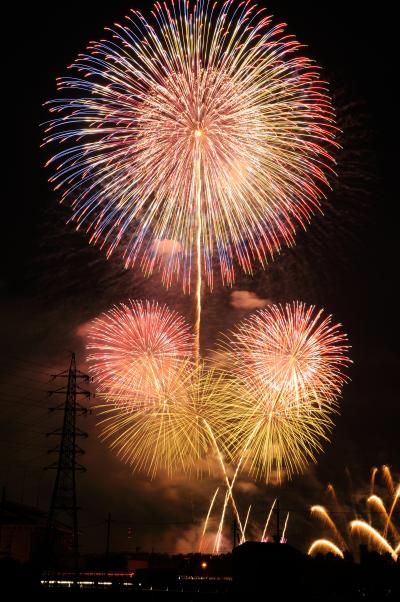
[368,495,389,526]
[281,511,290,543]
[214,489,230,555]
[240,505,252,544]
[327,483,339,505]
[350,521,398,561]
[367,467,379,526]
[382,465,395,495]
[384,485,400,539]
[311,505,347,549]
[199,486,219,553]
[261,498,277,542]
[308,539,344,559]
[203,418,246,539]
[43,0,337,358]
[370,466,378,496]
[309,465,399,561]
[209,421,261,554]
[367,494,399,541]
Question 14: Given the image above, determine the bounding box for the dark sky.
[1,1,398,555]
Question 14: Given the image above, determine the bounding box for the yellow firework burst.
[216,302,350,482]
[96,360,234,478]
[218,378,338,483]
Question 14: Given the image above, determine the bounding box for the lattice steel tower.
[45,352,91,569]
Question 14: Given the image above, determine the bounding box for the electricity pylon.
[44,352,91,570]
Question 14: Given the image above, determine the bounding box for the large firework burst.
[219,302,350,482]
[87,299,193,408]
[43,0,337,291]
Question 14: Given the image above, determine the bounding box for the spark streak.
[281,511,290,543]
[240,505,252,544]
[382,465,395,495]
[199,487,219,553]
[261,498,276,542]
[384,485,400,539]
[370,466,378,496]
[194,146,202,363]
[214,489,229,555]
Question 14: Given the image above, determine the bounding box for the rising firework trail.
[209,420,265,553]
[203,418,246,539]
[43,0,338,359]
[370,466,378,496]
[327,483,338,505]
[214,489,229,555]
[199,487,220,553]
[261,498,276,542]
[382,465,395,495]
[367,494,399,541]
[281,511,290,543]
[240,505,252,544]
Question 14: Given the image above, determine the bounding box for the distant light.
[201,561,208,569]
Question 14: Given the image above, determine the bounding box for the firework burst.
[87,299,193,408]
[224,302,351,404]
[96,360,234,477]
[43,0,337,291]
[218,302,350,482]
[220,380,338,482]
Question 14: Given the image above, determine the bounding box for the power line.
[0,369,51,384]
[8,355,57,370]
[0,392,48,408]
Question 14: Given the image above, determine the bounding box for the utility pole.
[44,353,91,571]
[232,517,238,549]
[0,486,5,557]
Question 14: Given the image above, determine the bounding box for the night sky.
[2,1,398,555]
